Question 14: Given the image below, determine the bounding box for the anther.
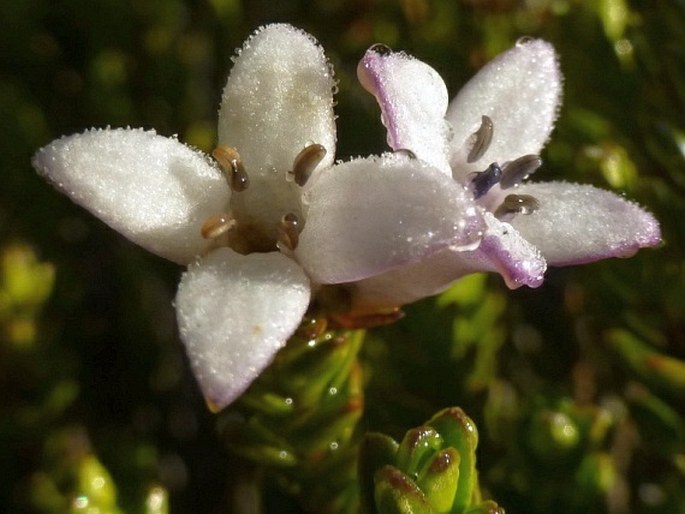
[291,143,327,187]
[467,115,494,163]
[468,162,502,199]
[212,145,250,192]
[500,154,542,189]
[494,194,540,220]
[277,213,301,252]
[201,213,236,239]
[369,43,392,55]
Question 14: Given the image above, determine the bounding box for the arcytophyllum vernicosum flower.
[348,37,661,309]
[32,24,484,411]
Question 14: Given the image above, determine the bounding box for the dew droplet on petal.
[516,36,534,47]
[395,148,417,159]
[494,194,541,220]
[369,43,392,55]
[277,212,301,252]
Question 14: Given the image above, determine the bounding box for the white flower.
[352,37,661,309]
[32,24,484,410]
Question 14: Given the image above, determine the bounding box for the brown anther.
[212,145,249,192]
[467,115,494,163]
[277,212,301,252]
[291,143,327,187]
[494,194,540,220]
[500,154,542,189]
[200,213,236,239]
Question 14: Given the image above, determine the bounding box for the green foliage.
[2,1,685,513]
[219,318,365,513]
[360,407,503,514]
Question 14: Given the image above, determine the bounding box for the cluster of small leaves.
[360,407,503,514]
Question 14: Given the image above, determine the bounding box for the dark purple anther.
[469,162,502,199]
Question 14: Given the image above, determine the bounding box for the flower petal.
[218,24,336,177]
[357,45,452,175]
[509,182,662,266]
[446,39,561,181]
[457,212,547,288]
[350,212,546,308]
[32,128,229,264]
[349,247,478,310]
[295,153,484,284]
[175,248,311,411]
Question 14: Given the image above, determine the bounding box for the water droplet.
[369,43,392,55]
[494,194,540,220]
[277,213,301,252]
[395,148,417,159]
[516,36,534,47]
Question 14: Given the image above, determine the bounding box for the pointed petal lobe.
[219,24,336,177]
[456,212,547,288]
[175,248,310,411]
[509,182,662,265]
[447,39,561,180]
[32,128,230,264]
[296,154,484,284]
[357,45,452,175]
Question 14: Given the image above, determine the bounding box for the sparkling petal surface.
[32,127,229,264]
[351,212,546,308]
[175,248,311,411]
[296,154,484,284]
[509,182,662,265]
[218,24,336,177]
[446,39,561,181]
[350,247,477,310]
[357,46,452,175]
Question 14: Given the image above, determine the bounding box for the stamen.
[291,143,327,187]
[212,145,250,192]
[277,213,301,252]
[494,194,540,220]
[467,115,494,163]
[500,154,542,189]
[469,162,502,199]
[200,213,236,239]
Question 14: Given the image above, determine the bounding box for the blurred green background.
[1,0,684,513]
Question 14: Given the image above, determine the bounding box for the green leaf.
[375,466,435,514]
[426,408,478,512]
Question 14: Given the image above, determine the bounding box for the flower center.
[465,114,543,221]
[200,143,327,256]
